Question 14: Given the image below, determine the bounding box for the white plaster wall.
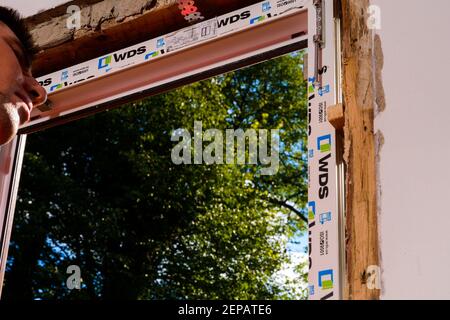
[372,0,450,299]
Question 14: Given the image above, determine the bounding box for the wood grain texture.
[327,103,344,130]
[340,0,380,300]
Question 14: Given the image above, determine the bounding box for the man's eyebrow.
[6,36,31,70]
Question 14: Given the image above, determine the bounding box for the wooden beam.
[340,0,380,300]
[327,103,344,131]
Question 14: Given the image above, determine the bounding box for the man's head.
[0,7,47,146]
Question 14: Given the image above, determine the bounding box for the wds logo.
[262,2,272,12]
[98,55,112,71]
[308,201,316,221]
[156,38,165,48]
[217,10,251,28]
[39,78,52,87]
[145,50,165,60]
[250,16,266,25]
[98,46,147,71]
[61,70,69,81]
[308,77,316,94]
[319,212,331,225]
[319,84,330,97]
[317,134,332,199]
[317,134,331,153]
[50,83,63,92]
[318,269,334,290]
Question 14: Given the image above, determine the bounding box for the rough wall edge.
[374,130,384,297]
[29,0,171,51]
[340,0,383,300]
[373,22,387,300]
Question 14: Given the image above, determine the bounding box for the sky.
[1,0,71,17]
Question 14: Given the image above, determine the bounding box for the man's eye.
[12,48,29,70]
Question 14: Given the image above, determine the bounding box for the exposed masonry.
[28,0,174,50]
[26,0,262,77]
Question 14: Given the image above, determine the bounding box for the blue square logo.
[61,70,69,81]
[262,2,271,12]
[319,85,330,97]
[318,269,334,290]
[157,38,165,48]
[319,212,332,225]
[317,134,332,153]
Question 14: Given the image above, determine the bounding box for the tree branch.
[266,197,307,224]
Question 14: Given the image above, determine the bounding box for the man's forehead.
[0,21,20,43]
[0,20,31,71]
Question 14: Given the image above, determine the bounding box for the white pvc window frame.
[0,0,343,300]
[0,135,27,296]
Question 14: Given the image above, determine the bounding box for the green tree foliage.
[3,52,308,300]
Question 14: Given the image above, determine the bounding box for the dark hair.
[0,6,35,64]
